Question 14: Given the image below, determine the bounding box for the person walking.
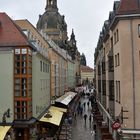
[87,101,90,108]
[74,112,77,121]
[83,114,87,124]
[80,106,83,115]
[83,102,86,109]
[89,114,92,124]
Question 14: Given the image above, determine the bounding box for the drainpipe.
[130,19,136,129]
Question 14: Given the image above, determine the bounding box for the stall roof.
[55,92,77,106]
[39,106,63,126]
[0,126,11,140]
[50,106,67,113]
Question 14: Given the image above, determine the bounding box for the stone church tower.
[37,0,80,60]
[37,0,81,84]
[37,0,68,45]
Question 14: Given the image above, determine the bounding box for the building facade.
[0,0,81,139]
[94,0,140,139]
[37,0,81,86]
[15,20,51,119]
[0,13,36,139]
[80,65,94,84]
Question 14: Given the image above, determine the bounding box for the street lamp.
[2,108,11,124]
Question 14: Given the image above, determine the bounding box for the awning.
[55,92,77,106]
[0,126,11,140]
[50,106,67,113]
[40,107,63,126]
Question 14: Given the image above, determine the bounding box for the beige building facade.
[94,0,140,139]
[15,20,51,119]
[80,65,94,83]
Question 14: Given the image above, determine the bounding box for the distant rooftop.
[81,65,94,72]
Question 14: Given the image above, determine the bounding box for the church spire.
[70,29,77,47]
[70,29,75,41]
[45,0,58,12]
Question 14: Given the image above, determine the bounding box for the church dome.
[36,0,68,46]
[36,0,67,31]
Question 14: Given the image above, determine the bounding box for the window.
[139,51,140,63]
[109,80,114,101]
[15,49,20,54]
[115,53,120,67]
[102,61,105,74]
[40,61,42,71]
[111,37,113,48]
[116,29,119,42]
[15,91,20,97]
[22,68,26,74]
[15,78,20,84]
[114,29,119,44]
[22,49,27,54]
[116,81,121,103]
[22,55,26,61]
[108,56,114,72]
[114,32,116,44]
[138,24,140,37]
[15,101,20,107]
[15,55,20,61]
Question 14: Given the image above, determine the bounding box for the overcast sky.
[1,0,115,68]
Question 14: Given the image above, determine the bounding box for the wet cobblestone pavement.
[72,95,96,140]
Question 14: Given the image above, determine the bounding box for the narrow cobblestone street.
[72,95,96,140]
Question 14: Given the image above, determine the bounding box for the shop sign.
[112,121,121,130]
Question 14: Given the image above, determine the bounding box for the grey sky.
[1,0,114,68]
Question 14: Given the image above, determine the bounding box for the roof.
[81,65,94,72]
[0,126,11,140]
[55,92,77,106]
[117,0,140,15]
[0,13,30,47]
[39,106,63,126]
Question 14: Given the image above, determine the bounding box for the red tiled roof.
[80,65,94,72]
[0,12,30,47]
[117,0,140,15]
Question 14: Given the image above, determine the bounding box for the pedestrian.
[79,101,81,106]
[77,106,80,114]
[83,102,86,108]
[83,114,87,124]
[89,114,92,123]
[68,116,72,125]
[74,112,77,120]
[80,106,83,115]
[87,101,90,108]
[93,124,97,133]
